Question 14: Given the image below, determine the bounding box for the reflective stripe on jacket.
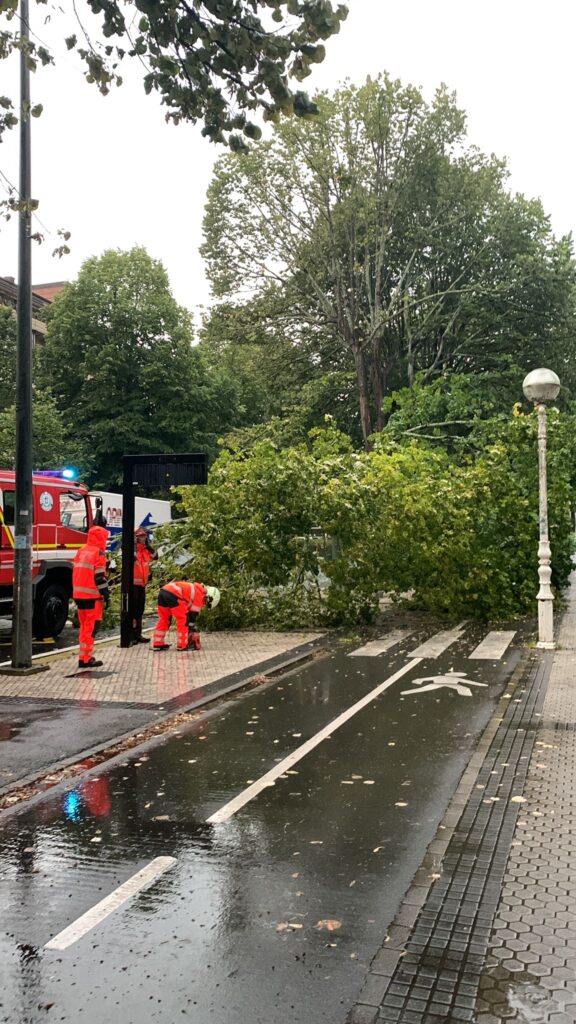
[134,545,154,587]
[162,580,207,612]
[73,525,109,601]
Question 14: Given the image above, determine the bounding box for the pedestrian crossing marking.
[408,625,467,659]
[469,631,515,660]
[349,630,413,657]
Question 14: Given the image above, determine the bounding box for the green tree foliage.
[38,247,226,488]
[0,1,347,148]
[0,389,92,470]
[0,305,17,410]
[199,293,360,446]
[154,417,574,628]
[202,74,576,449]
[0,304,92,470]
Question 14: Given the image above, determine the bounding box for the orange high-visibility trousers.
[152,603,189,649]
[78,607,98,663]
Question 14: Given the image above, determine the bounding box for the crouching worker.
[73,525,110,669]
[152,581,220,652]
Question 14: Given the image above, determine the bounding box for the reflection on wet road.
[0,625,521,1024]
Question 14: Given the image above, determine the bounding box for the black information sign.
[120,453,208,647]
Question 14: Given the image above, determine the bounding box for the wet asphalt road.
[0,619,160,787]
[0,625,521,1024]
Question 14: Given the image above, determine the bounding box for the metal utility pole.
[11,0,34,670]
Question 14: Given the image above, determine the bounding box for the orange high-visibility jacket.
[134,545,155,587]
[162,581,207,612]
[73,525,110,601]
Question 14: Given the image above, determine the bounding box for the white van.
[63,491,172,545]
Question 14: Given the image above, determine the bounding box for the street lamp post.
[522,368,561,649]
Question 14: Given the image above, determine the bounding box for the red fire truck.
[0,470,94,638]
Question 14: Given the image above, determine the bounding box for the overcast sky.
[0,0,574,322]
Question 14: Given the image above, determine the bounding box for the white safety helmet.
[205,585,221,609]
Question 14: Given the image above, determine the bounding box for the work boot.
[133,619,150,643]
[152,644,170,651]
[176,646,191,652]
[78,658,103,669]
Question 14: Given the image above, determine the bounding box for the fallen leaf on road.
[310,840,323,845]
[341,780,354,785]
[363,780,375,785]
[90,837,102,843]
[276,922,303,932]
[388,742,396,747]
[395,801,408,807]
[315,920,342,932]
[429,873,441,880]
[291,873,299,878]
[152,815,170,821]
[510,796,527,803]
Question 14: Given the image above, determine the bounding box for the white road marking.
[469,631,515,660]
[408,625,467,659]
[401,672,488,698]
[207,658,422,824]
[348,630,413,657]
[44,856,177,951]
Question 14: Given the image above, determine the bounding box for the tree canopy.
[38,246,229,487]
[202,74,576,449]
[0,0,347,147]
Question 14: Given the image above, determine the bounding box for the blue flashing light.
[63,790,82,822]
[34,467,78,481]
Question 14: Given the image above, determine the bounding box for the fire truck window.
[2,491,15,526]
[60,492,88,531]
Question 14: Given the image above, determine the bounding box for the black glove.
[102,587,110,608]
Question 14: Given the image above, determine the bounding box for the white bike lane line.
[44,856,177,951]
[207,657,423,824]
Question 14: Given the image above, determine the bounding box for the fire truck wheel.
[33,583,69,639]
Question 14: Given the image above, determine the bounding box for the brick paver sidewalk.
[475,582,576,1023]
[348,578,576,1024]
[0,631,323,707]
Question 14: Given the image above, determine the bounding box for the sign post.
[120,453,208,648]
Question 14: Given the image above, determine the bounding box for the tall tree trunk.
[372,335,386,432]
[352,343,373,450]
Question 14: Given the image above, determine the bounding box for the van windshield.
[59,491,89,531]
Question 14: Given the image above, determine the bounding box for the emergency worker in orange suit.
[92,543,109,640]
[152,581,220,652]
[72,525,110,669]
[132,526,157,643]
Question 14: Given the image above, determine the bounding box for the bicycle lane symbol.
[400,671,488,698]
